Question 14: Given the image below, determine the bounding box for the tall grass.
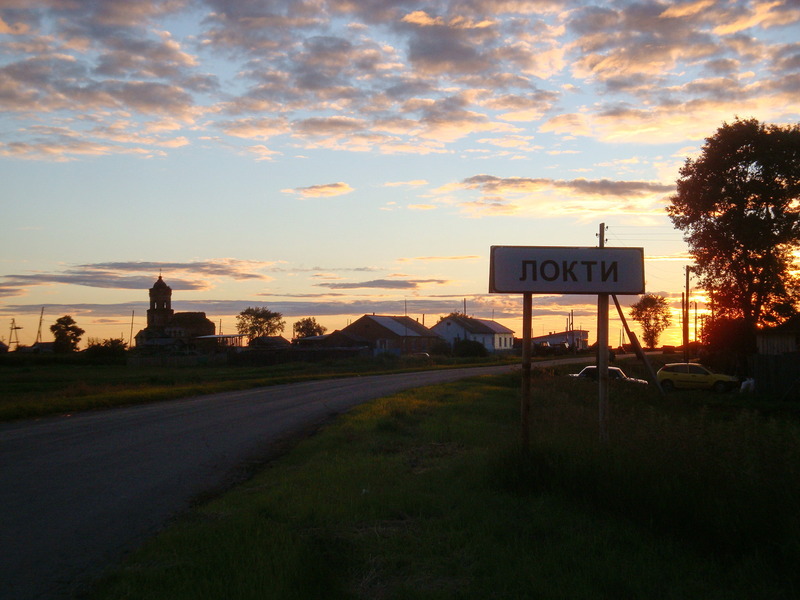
[90,370,800,599]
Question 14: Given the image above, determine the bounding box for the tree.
[50,315,85,353]
[84,337,128,364]
[437,311,466,324]
[236,306,285,341]
[453,338,488,358]
[700,316,754,375]
[667,118,800,334]
[292,317,327,339]
[629,294,672,348]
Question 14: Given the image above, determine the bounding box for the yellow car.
[657,363,738,392]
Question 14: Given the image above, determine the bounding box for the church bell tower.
[147,275,174,328]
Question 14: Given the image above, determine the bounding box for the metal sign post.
[490,229,644,446]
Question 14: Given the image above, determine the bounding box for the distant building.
[431,315,514,353]
[134,275,215,350]
[341,314,440,356]
[530,329,589,351]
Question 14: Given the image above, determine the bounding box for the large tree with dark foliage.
[629,294,672,349]
[293,317,327,339]
[667,118,800,334]
[50,315,85,353]
[236,306,285,341]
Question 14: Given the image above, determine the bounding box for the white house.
[431,315,514,353]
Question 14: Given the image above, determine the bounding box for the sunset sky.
[1,0,798,349]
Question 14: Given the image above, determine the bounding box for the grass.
[88,366,800,599]
[0,353,513,421]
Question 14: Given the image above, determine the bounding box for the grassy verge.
[0,354,512,421]
[89,369,800,599]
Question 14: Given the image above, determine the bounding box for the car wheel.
[660,379,674,392]
[713,381,728,393]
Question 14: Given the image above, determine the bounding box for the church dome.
[152,275,170,289]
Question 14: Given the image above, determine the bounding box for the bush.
[84,338,128,365]
[453,339,488,358]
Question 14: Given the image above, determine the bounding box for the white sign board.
[489,246,645,295]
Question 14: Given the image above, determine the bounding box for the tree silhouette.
[667,118,800,334]
[236,306,285,341]
[293,317,327,339]
[50,315,85,353]
[629,294,672,348]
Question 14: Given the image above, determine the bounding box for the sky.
[1,0,799,350]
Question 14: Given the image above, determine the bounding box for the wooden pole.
[612,295,665,397]
[521,292,532,450]
[683,266,690,358]
[598,223,609,443]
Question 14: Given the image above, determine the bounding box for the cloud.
[0,15,30,35]
[460,175,673,197]
[384,179,429,187]
[397,255,482,262]
[1,0,796,166]
[218,117,289,140]
[283,182,354,198]
[315,278,448,290]
[0,259,274,297]
[442,174,675,217]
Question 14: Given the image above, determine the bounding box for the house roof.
[382,315,436,337]
[250,335,291,348]
[435,315,514,335]
[357,315,437,337]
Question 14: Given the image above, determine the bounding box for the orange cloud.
[283,182,354,198]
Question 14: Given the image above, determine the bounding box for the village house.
[340,314,440,356]
[431,315,514,353]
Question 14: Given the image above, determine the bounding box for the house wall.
[757,333,800,356]
[531,330,589,350]
[431,319,514,353]
[343,316,438,355]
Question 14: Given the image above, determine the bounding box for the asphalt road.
[0,364,547,600]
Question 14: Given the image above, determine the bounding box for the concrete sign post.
[490,232,644,446]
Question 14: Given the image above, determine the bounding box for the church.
[134,275,215,350]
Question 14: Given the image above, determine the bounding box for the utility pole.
[9,319,22,350]
[34,307,44,345]
[683,266,691,354]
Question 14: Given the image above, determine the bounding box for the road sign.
[489,245,644,295]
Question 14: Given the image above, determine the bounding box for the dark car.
[569,366,647,384]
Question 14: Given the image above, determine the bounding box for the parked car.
[656,363,738,392]
[569,366,647,384]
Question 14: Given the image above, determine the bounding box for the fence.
[749,353,800,399]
